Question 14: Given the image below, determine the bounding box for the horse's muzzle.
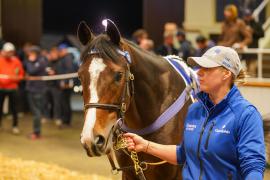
[81,134,107,157]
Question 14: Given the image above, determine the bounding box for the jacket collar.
[197,85,241,115]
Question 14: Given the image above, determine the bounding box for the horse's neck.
[125,49,185,130]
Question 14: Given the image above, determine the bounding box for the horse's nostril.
[95,135,105,148]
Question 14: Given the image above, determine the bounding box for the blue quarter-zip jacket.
[177,85,265,180]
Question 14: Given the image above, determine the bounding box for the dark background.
[1,0,266,47]
[43,0,143,38]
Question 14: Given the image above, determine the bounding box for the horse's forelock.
[81,34,123,64]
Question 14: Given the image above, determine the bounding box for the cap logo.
[224,57,231,62]
[214,48,221,54]
[222,61,231,68]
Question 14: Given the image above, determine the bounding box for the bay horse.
[78,19,194,180]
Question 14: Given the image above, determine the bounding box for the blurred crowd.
[0,4,265,140]
[0,41,79,139]
[132,5,264,77]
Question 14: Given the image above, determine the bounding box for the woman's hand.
[123,133,149,153]
[124,133,178,165]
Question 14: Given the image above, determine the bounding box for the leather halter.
[83,48,134,120]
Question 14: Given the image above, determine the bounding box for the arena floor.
[0,112,269,179]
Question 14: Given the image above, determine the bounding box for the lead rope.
[113,133,167,178]
[114,134,145,176]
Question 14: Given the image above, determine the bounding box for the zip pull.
[205,121,215,150]
[227,171,233,180]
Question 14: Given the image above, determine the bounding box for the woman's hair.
[225,4,238,20]
[221,67,246,86]
[233,69,247,86]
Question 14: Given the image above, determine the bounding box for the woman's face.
[224,10,232,20]
[197,67,228,94]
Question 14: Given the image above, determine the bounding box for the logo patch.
[215,124,230,134]
[186,123,197,131]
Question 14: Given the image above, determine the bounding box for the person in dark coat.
[243,9,264,77]
[176,30,195,61]
[24,46,48,139]
[58,44,78,126]
[194,35,214,57]
[155,32,178,56]
[43,47,62,126]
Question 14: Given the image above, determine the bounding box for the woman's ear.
[223,70,232,80]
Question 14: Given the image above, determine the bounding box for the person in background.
[132,29,149,45]
[195,35,215,57]
[24,46,48,139]
[242,8,264,77]
[163,22,179,49]
[155,32,178,56]
[43,47,62,127]
[176,30,194,61]
[124,46,265,180]
[16,42,33,114]
[0,42,24,134]
[218,4,252,49]
[58,44,78,127]
[139,38,154,52]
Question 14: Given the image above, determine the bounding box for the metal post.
[258,50,263,79]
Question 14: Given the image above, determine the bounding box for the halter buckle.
[129,73,134,81]
[121,103,127,113]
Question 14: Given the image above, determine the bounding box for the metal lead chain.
[113,133,144,175]
[113,134,128,150]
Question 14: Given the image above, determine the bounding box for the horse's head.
[77,20,133,156]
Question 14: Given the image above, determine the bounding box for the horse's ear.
[77,21,94,45]
[105,19,121,46]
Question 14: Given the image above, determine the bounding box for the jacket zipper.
[204,121,215,150]
[227,171,232,180]
[197,113,212,180]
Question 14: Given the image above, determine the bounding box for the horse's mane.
[81,34,164,65]
[124,40,164,62]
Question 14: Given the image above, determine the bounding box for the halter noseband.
[83,48,134,119]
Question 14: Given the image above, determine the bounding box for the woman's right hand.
[123,133,149,153]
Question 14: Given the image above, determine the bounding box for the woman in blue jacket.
[124,46,265,180]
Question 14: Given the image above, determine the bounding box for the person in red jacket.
[0,42,24,134]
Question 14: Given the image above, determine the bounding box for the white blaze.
[81,58,107,145]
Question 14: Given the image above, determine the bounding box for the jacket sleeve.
[217,23,226,45]
[14,58,24,82]
[25,60,46,75]
[18,60,25,78]
[236,106,265,180]
[176,143,186,165]
[239,20,252,46]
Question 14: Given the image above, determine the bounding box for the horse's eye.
[114,72,123,82]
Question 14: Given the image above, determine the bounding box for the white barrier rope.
[0,73,78,81]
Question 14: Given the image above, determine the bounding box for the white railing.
[238,48,270,79]
[253,0,269,22]
[263,17,270,31]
